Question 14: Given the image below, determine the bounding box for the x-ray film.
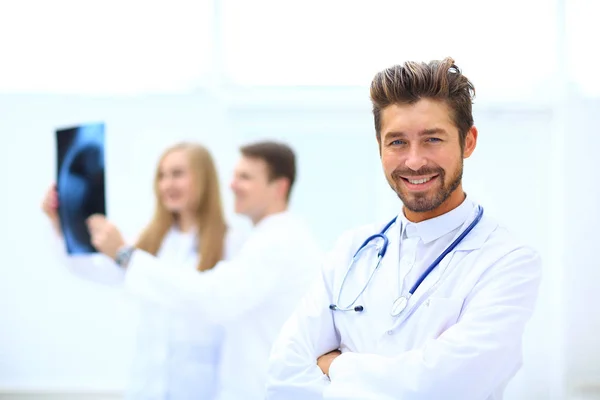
[56,122,106,254]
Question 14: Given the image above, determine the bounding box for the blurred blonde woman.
[42,142,246,400]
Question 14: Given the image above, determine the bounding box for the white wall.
[0,88,571,398]
[564,97,600,393]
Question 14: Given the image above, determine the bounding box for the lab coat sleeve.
[264,269,338,399]
[123,232,308,325]
[324,246,542,400]
[223,225,250,260]
[264,232,356,400]
[48,222,126,285]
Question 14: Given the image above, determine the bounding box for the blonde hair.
[135,142,227,271]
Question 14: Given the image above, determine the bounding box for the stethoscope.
[329,205,484,317]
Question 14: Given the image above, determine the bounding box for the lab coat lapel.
[451,215,497,253]
[389,214,498,329]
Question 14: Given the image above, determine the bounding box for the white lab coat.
[265,199,542,400]
[121,211,323,400]
[55,225,247,400]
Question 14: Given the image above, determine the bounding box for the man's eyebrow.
[383,128,448,140]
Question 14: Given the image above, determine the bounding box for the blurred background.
[0,0,598,398]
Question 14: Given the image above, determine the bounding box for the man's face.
[230,156,278,223]
[379,98,477,217]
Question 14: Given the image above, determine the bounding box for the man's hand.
[86,214,126,260]
[317,349,341,377]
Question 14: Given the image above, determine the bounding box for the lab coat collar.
[254,210,293,230]
[167,225,198,251]
[399,196,477,245]
[169,225,198,237]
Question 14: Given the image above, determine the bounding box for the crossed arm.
[266,246,542,400]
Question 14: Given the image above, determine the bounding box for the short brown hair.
[240,141,296,200]
[370,57,475,148]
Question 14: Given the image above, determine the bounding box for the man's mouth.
[406,177,433,185]
[401,175,438,184]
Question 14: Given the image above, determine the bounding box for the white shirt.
[265,198,542,400]
[123,211,323,400]
[58,225,246,400]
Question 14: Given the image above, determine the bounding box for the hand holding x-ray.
[41,183,62,235]
[86,214,126,260]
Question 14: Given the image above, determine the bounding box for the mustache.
[391,167,444,179]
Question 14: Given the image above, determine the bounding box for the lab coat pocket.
[413,296,465,341]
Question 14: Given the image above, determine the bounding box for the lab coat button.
[387,330,393,335]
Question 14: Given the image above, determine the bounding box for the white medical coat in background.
[265,198,542,400]
[56,225,247,400]
[121,211,323,400]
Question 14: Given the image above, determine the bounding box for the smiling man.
[265,58,542,400]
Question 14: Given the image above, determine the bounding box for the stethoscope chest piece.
[390,296,408,317]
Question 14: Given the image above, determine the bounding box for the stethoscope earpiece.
[328,304,364,312]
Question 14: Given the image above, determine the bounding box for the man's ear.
[274,177,290,200]
[463,126,478,158]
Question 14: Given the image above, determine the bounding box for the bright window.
[0,0,213,94]
[221,0,558,101]
[566,0,600,97]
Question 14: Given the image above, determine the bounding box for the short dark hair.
[240,141,296,200]
[370,57,475,149]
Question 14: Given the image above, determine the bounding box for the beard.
[388,162,463,213]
